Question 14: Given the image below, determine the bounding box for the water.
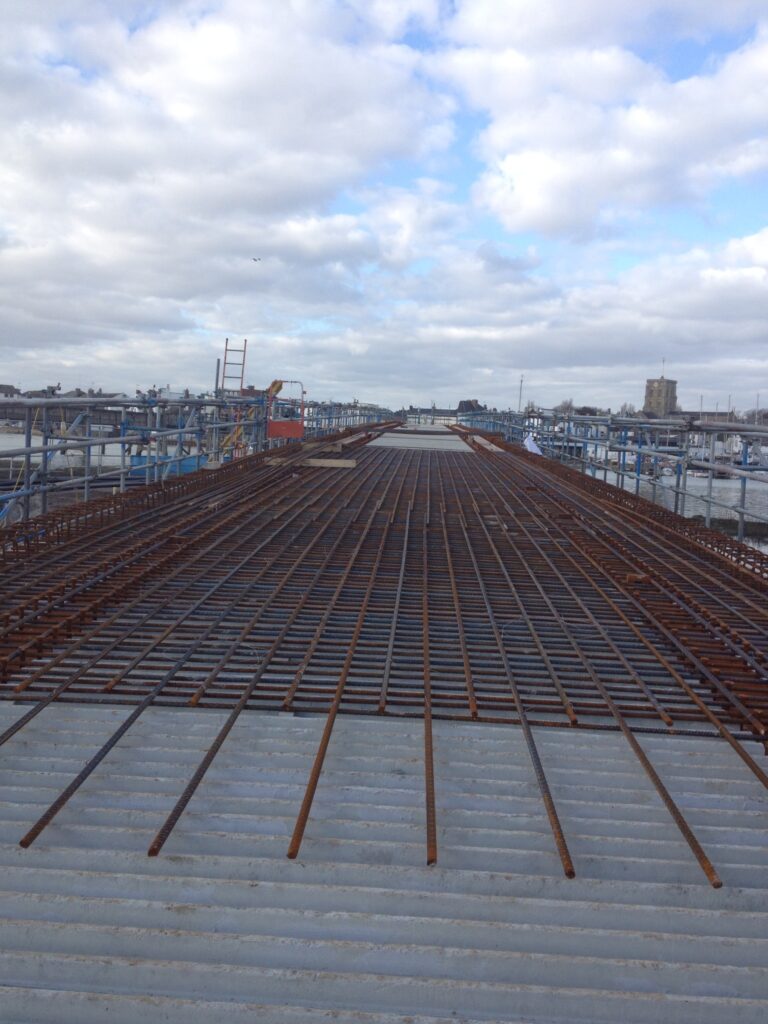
[599,467,768,524]
[0,432,142,467]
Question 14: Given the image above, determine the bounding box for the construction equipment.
[267,379,305,441]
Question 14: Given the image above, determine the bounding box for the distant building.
[399,404,457,425]
[643,377,677,417]
[679,410,719,421]
[0,384,19,397]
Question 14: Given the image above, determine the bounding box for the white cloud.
[435,18,768,235]
[446,0,767,49]
[0,1,451,354]
[343,0,442,39]
[358,178,466,265]
[0,1,766,414]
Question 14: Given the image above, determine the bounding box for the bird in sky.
[252,257,261,262]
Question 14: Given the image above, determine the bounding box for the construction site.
[0,410,767,1021]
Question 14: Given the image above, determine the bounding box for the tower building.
[644,376,677,416]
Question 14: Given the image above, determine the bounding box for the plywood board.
[304,457,357,468]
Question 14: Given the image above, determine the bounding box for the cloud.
[0,1,766,415]
[446,0,767,50]
[0,1,451,352]
[358,178,466,265]
[343,0,442,39]
[434,24,768,235]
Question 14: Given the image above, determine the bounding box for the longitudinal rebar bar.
[458,511,575,878]
[146,451,402,855]
[286,492,402,859]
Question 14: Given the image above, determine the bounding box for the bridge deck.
[1,425,767,1018]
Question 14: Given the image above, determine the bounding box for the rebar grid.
[1,431,766,882]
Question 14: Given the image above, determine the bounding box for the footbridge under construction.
[0,422,766,1023]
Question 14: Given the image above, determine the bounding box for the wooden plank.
[304,457,357,468]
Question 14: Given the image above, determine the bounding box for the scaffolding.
[0,394,394,525]
[458,407,768,545]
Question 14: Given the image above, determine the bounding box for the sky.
[1,0,767,412]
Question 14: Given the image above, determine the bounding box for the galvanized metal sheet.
[0,704,766,1022]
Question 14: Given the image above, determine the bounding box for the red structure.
[267,380,305,441]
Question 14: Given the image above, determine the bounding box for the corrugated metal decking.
[0,703,766,1023]
[367,424,473,451]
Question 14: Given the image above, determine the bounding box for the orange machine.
[267,379,305,440]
